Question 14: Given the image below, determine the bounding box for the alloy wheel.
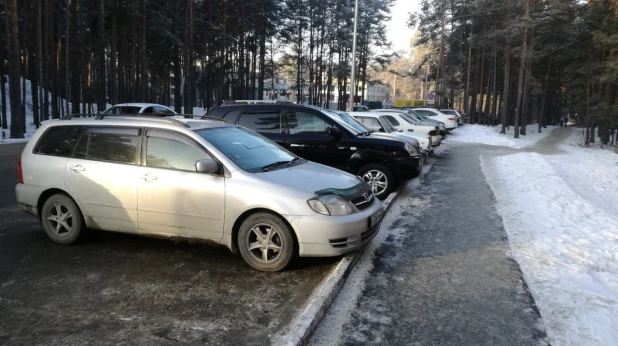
[46,203,74,236]
[363,170,388,195]
[246,223,284,263]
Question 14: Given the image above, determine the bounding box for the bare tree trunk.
[464,26,473,117]
[110,0,117,105]
[6,0,23,138]
[97,0,105,111]
[70,0,80,113]
[513,0,530,139]
[501,42,510,134]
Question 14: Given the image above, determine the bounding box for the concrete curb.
[276,187,407,346]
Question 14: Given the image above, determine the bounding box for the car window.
[105,106,141,115]
[385,115,400,126]
[417,110,434,116]
[287,111,331,134]
[154,106,174,115]
[238,112,281,133]
[356,117,382,130]
[195,126,296,173]
[33,126,84,157]
[73,127,140,164]
[222,110,241,122]
[142,107,154,114]
[146,130,210,171]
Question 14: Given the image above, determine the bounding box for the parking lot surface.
[311,145,548,345]
[0,143,337,345]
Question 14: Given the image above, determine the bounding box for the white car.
[102,103,176,116]
[371,109,442,146]
[440,109,464,126]
[349,112,433,156]
[413,108,458,130]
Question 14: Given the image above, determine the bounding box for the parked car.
[328,110,431,158]
[440,109,464,126]
[412,108,458,130]
[205,104,423,199]
[102,103,176,116]
[16,115,384,272]
[347,112,433,157]
[371,109,443,146]
[401,109,448,138]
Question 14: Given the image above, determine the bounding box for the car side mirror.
[326,126,342,137]
[196,158,219,174]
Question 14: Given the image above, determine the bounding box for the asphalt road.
[0,143,337,345]
[311,144,548,345]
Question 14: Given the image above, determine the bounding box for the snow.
[448,124,558,148]
[480,129,618,346]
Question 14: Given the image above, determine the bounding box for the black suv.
[205,104,422,199]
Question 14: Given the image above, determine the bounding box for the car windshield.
[321,110,364,135]
[378,116,397,132]
[326,110,368,134]
[393,112,419,125]
[195,126,298,173]
[405,110,425,121]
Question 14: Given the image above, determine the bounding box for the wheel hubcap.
[47,203,73,235]
[362,170,388,195]
[247,223,284,263]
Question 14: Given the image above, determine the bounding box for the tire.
[358,164,395,200]
[237,212,295,272]
[41,194,84,244]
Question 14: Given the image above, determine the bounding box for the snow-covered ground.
[448,124,558,148]
[0,77,206,145]
[481,127,618,345]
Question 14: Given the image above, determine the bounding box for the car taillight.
[447,118,456,121]
[17,157,24,184]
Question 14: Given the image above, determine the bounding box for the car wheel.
[41,194,84,244]
[358,164,395,200]
[238,213,295,272]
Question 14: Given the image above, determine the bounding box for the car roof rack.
[61,113,189,128]
[62,114,103,120]
[220,100,294,106]
[171,114,231,124]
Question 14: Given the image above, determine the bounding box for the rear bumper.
[15,183,44,217]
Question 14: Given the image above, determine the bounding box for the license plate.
[369,210,383,228]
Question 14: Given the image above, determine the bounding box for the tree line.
[1,0,393,138]
[412,0,618,147]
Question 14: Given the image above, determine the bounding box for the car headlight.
[404,142,420,156]
[308,195,355,216]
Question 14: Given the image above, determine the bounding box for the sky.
[386,0,422,53]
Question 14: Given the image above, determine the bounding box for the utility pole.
[347,0,359,111]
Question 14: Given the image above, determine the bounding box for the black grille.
[351,194,374,211]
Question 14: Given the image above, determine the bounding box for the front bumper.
[289,198,383,257]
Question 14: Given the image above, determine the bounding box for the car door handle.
[140,174,157,182]
[69,165,85,172]
[290,144,305,148]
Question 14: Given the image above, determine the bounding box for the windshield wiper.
[261,160,292,172]
[285,157,303,167]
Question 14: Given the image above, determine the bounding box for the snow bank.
[482,152,618,346]
[448,124,557,149]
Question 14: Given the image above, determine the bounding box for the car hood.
[369,132,420,145]
[258,161,366,196]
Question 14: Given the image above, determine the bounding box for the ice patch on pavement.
[481,152,618,346]
[448,124,556,149]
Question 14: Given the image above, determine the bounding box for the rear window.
[33,126,84,157]
[73,127,140,164]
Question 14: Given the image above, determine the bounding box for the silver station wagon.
[16,115,383,271]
